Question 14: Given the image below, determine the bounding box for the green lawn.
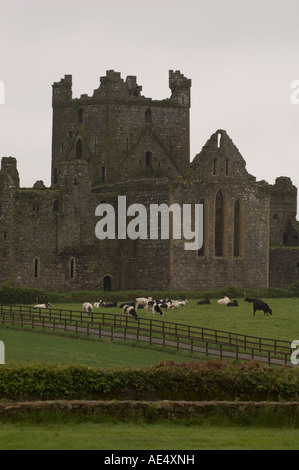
[51,297,299,341]
[1,297,299,366]
[0,421,298,450]
[1,297,299,451]
[0,328,200,367]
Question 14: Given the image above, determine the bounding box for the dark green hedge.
[0,360,299,402]
[1,280,299,305]
[0,282,56,305]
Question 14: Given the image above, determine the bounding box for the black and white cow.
[145,301,164,316]
[122,304,138,321]
[82,302,93,317]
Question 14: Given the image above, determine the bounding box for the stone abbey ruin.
[0,70,298,292]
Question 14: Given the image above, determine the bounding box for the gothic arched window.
[215,190,224,257]
[233,200,241,257]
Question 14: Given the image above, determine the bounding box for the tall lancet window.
[233,199,243,258]
[198,198,205,257]
[215,190,224,257]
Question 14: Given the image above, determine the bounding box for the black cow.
[253,301,272,316]
[244,297,263,303]
[105,301,117,308]
[197,299,211,305]
[227,300,238,307]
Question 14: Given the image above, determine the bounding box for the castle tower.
[51,70,191,187]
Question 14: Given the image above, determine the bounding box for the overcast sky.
[1,0,299,213]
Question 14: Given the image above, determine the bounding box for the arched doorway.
[103,275,112,291]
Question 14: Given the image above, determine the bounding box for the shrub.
[0,361,299,402]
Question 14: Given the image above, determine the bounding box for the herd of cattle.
[81,297,188,321]
[75,295,273,321]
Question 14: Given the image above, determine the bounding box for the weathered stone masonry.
[0,70,298,291]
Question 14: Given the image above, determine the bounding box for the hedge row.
[0,360,299,402]
[2,281,299,305]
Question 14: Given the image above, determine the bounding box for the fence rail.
[0,305,293,366]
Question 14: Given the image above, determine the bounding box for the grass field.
[49,297,299,342]
[0,327,201,367]
[1,421,299,450]
[2,296,299,366]
[1,296,299,450]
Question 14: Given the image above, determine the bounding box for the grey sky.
[1,0,299,213]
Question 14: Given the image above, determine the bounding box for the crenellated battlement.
[169,70,191,107]
[52,74,72,106]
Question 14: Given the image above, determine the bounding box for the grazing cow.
[34,302,52,308]
[227,300,238,307]
[135,297,152,310]
[82,302,93,317]
[122,304,138,321]
[119,301,135,308]
[244,297,263,303]
[197,299,210,305]
[253,301,272,316]
[145,301,164,316]
[217,296,230,305]
[156,301,168,309]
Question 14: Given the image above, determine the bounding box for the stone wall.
[0,72,298,292]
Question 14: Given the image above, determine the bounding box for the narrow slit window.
[146,151,152,168]
[145,108,152,123]
[70,257,75,279]
[34,258,39,278]
[76,139,83,159]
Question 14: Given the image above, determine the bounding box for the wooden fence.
[0,305,293,366]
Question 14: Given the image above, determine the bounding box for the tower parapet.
[169,70,191,107]
[0,157,20,188]
[52,75,72,107]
